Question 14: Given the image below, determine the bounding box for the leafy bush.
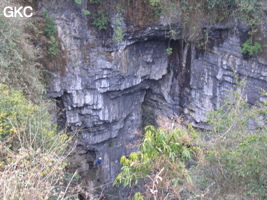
[0,84,66,150]
[241,38,262,55]
[0,84,37,146]
[114,125,201,199]
[113,13,124,43]
[206,0,234,9]
[92,10,109,30]
[44,11,57,38]
[48,36,60,56]
[149,0,161,6]
[0,84,74,199]
[82,9,90,15]
[134,192,145,200]
[190,85,267,199]
[43,11,60,57]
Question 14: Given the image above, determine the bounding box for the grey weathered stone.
[39,0,267,186]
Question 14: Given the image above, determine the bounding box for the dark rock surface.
[39,0,267,185]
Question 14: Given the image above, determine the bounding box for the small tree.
[114,125,201,199]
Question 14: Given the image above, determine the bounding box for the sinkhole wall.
[39,0,267,183]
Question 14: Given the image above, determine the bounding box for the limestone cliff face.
[39,0,267,183]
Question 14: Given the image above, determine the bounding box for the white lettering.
[3,6,33,18]
[3,6,13,18]
[14,6,23,17]
[23,6,33,18]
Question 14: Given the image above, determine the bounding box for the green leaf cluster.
[43,11,60,57]
[114,125,200,198]
[133,192,145,200]
[48,36,60,56]
[113,13,124,43]
[241,38,262,55]
[82,9,90,15]
[74,0,84,4]
[149,0,161,6]
[166,47,172,55]
[43,13,57,38]
[92,10,109,31]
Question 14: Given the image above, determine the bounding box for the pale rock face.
[39,0,267,184]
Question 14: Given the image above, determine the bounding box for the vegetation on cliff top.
[76,0,264,54]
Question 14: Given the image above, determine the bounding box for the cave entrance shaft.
[141,39,192,129]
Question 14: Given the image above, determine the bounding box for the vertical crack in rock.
[177,40,191,115]
[142,40,193,127]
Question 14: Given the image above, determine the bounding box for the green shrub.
[92,10,109,30]
[113,13,124,43]
[43,12,60,57]
[235,0,261,26]
[48,36,60,56]
[241,38,262,55]
[0,84,75,199]
[149,0,161,6]
[114,125,201,199]
[134,192,145,200]
[0,84,67,151]
[44,13,57,38]
[82,9,90,15]
[190,85,267,199]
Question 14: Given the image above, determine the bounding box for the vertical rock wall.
[39,0,267,184]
